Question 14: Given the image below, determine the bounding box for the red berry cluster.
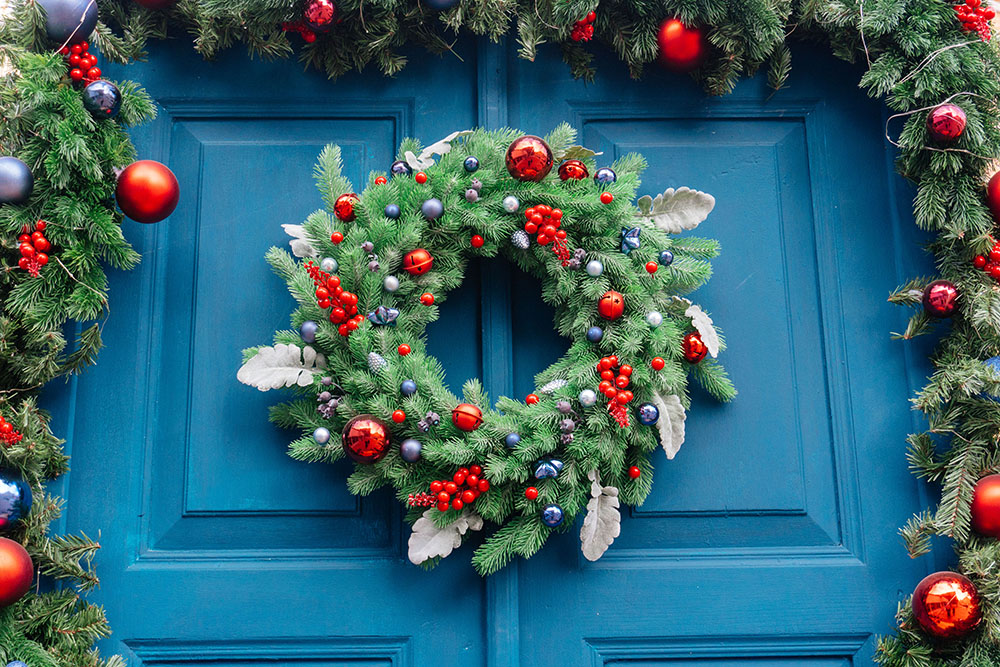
[571,11,596,42]
[58,41,101,83]
[524,204,571,265]
[412,465,491,513]
[595,355,634,427]
[973,240,1000,281]
[0,416,22,447]
[281,21,318,43]
[304,260,363,336]
[954,0,994,40]
[17,221,50,277]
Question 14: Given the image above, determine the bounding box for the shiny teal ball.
[638,402,659,425]
[658,249,674,266]
[541,504,564,527]
[82,80,122,119]
[586,326,603,343]
[390,161,412,178]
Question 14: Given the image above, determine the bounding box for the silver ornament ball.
[399,438,423,462]
[503,195,520,213]
[578,389,598,407]
[585,260,604,277]
[299,320,318,343]
[383,275,400,292]
[320,257,338,273]
[313,427,331,444]
[645,311,663,328]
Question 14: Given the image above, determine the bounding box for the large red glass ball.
[505,135,553,182]
[657,18,705,72]
[683,332,708,363]
[334,193,359,222]
[116,160,179,224]
[341,415,390,463]
[927,104,967,144]
[971,474,1000,537]
[0,537,32,608]
[912,571,982,639]
[558,159,589,181]
[452,403,483,431]
[403,248,434,276]
[304,0,337,32]
[922,280,959,318]
[987,171,1000,224]
[597,290,624,320]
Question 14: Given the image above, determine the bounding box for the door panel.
[60,37,932,666]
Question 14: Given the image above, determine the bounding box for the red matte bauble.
[922,280,959,318]
[116,160,179,224]
[657,18,706,72]
[304,0,337,32]
[927,104,967,144]
[341,415,390,463]
[971,474,1000,537]
[683,332,708,363]
[0,537,32,608]
[334,193,359,222]
[987,171,1000,224]
[505,135,553,182]
[452,403,483,432]
[403,248,434,276]
[597,290,625,320]
[912,571,982,639]
[133,0,178,8]
[558,159,589,181]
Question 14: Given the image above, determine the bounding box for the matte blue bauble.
[0,157,33,206]
[400,379,417,396]
[586,326,603,343]
[390,160,412,177]
[82,80,122,119]
[421,198,444,220]
[541,504,564,527]
[400,438,422,462]
[39,0,97,44]
[0,473,32,530]
[504,433,521,449]
[638,402,659,425]
[464,156,479,172]
[299,320,318,343]
[594,167,617,185]
[659,249,674,266]
[385,204,401,219]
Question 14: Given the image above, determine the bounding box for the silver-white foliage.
[281,224,318,259]
[635,187,715,234]
[580,470,621,562]
[408,509,484,564]
[237,344,326,391]
[685,304,720,358]
[651,392,686,460]
[404,130,475,170]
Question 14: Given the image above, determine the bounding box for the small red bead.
[975,255,988,268]
[453,471,467,485]
[445,482,458,494]
[338,324,349,336]
[415,171,428,184]
[374,176,387,185]
[462,490,475,504]
[451,498,464,510]
[600,192,614,204]
[392,410,406,423]
[87,66,101,79]
[628,466,641,479]
[471,235,485,248]
[430,481,443,493]
[69,68,84,81]
[525,393,540,405]
[651,357,665,370]
[331,231,344,244]
[620,364,632,376]
[478,479,489,492]
[398,344,411,356]
[420,292,435,306]
[70,44,83,54]
[68,53,82,66]
[470,464,482,475]
[437,492,450,503]
[35,221,45,232]
[437,502,450,512]
[645,261,658,274]
[525,487,539,500]
[615,375,630,389]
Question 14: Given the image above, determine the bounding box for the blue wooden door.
[58,36,933,666]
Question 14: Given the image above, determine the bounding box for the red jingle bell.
[911,571,982,639]
[402,248,434,276]
[922,279,959,318]
[558,159,589,181]
[0,537,32,608]
[971,474,1000,537]
[657,18,706,72]
[597,290,625,320]
[334,193,359,222]
[505,135,554,182]
[452,403,483,432]
[926,104,967,144]
[341,415,391,463]
[683,332,708,363]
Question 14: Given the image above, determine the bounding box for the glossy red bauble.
[470,235,485,248]
[0,537,32,608]
[558,159,589,181]
[683,332,708,363]
[391,410,406,423]
[628,466,641,479]
[115,160,180,224]
[987,171,1000,224]
[374,176,387,185]
[452,403,483,431]
[403,248,434,276]
[420,292,435,306]
[525,487,539,500]
[331,231,344,244]
[911,571,982,639]
[598,290,625,320]
[651,357,665,370]
[645,261,658,274]
[334,193,359,222]
[505,135,554,182]
[971,474,1000,537]
[415,171,428,184]
[341,415,391,463]
[600,192,614,204]
[397,344,411,356]
[304,0,337,32]
[922,279,959,318]
[927,104,967,144]
[525,393,540,405]
[657,18,706,72]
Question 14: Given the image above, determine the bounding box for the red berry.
[478,479,489,492]
[598,380,613,393]
[392,410,406,423]
[79,41,88,50]
[34,221,45,232]
[471,235,485,248]
[620,364,632,376]
[525,487,539,500]
[458,467,470,476]
[17,258,29,270]
[601,369,615,381]
[444,482,458,494]
[19,244,34,257]
[615,375,629,389]
[68,54,82,66]
[398,344,411,356]
[628,466,641,479]
[462,490,475,504]
[17,235,29,244]
[70,44,83,54]
[525,222,539,234]
[470,465,482,475]
[70,68,84,81]
[420,292,435,306]
[525,393,540,405]
[587,10,596,22]
[346,319,359,331]
[337,324,349,336]
[437,502,450,512]
[645,261,658,274]
[331,231,344,244]
[415,171,428,184]
[466,474,479,487]
[622,390,633,402]
[453,472,467,485]
[374,176,387,185]
[59,46,70,56]
[975,254,988,268]
[616,392,629,404]
[600,192,614,204]
[451,498,464,510]
[608,355,618,366]
[437,492,450,503]
[87,67,102,79]
[651,357,665,370]
[0,423,10,434]
[35,253,47,266]
[430,481,444,493]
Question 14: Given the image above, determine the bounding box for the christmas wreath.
[236,124,734,573]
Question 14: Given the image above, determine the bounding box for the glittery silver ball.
[399,438,422,462]
[313,427,331,444]
[383,275,400,292]
[578,389,598,407]
[503,195,520,213]
[320,257,338,273]
[645,311,663,327]
[465,189,479,203]
[511,229,530,250]
[586,260,604,277]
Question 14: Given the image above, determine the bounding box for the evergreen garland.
[0,0,998,663]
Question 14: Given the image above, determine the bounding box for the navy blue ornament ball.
[541,504,564,527]
[82,80,122,119]
[385,204,401,219]
[594,167,617,186]
[39,0,98,44]
[399,438,422,462]
[464,156,479,172]
[0,473,32,531]
[421,198,444,220]
[504,433,521,449]
[638,402,659,426]
[425,0,460,9]
[299,320,318,343]
[0,158,33,206]
[586,326,603,343]
[658,249,674,266]
[400,379,418,396]
[390,160,413,178]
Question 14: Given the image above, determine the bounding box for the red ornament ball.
[331,231,344,244]
[341,415,391,463]
[971,474,1000,537]
[525,393,540,405]
[115,160,179,224]
[525,487,539,500]
[598,290,625,320]
[987,171,1000,224]
[374,175,387,185]
[398,344,411,356]
[334,193,359,222]
[391,410,406,423]
[415,171,428,184]
[651,357,665,370]
[657,18,706,72]
[403,248,434,275]
[922,279,959,318]
[600,192,614,205]
[470,234,485,248]
[683,332,708,363]
[452,403,483,431]
[974,254,988,268]
[0,537,32,608]
[628,466,641,479]
[912,571,982,639]
[419,292,435,306]
[304,0,337,32]
[927,104,967,144]
[645,261,658,274]
[558,159,589,181]
[505,135,554,182]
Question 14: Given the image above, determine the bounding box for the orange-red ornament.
[912,571,982,639]
[115,160,179,223]
[971,474,1000,537]
[341,415,391,463]
[598,290,624,320]
[525,394,539,405]
[558,159,589,181]
[505,135,553,182]
[452,403,483,431]
[657,18,705,72]
[683,332,708,363]
[420,292,435,306]
[0,537,32,608]
[334,193,359,222]
[403,248,434,275]
[397,344,411,356]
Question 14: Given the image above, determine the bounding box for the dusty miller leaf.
[651,392,686,460]
[408,509,484,564]
[281,224,318,259]
[580,469,621,562]
[237,344,327,391]
[404,129,474,170]
[556,145,602,161]
[635,187,715,234]
[685,304,720,358]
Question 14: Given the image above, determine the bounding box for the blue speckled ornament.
[659,249,674,266]
[390,160,413,178]
[504,433,521,449]
[541,504,564,527]
[578,389,598,407]
[400,438,422,462]
[594,167,617,186]
[0,157,33,206]
[984,356,1000,401]
[385,204,401,219]
[313,427,331,444]
[464,156,480,172]
[82,80,122,119]
[299,320,318,343]
[39,0,98,44]
[401,379,417,396]
[586,326,603,343]
[0,473,32,530]
[638,402,660,425]
[421,198,444,220]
